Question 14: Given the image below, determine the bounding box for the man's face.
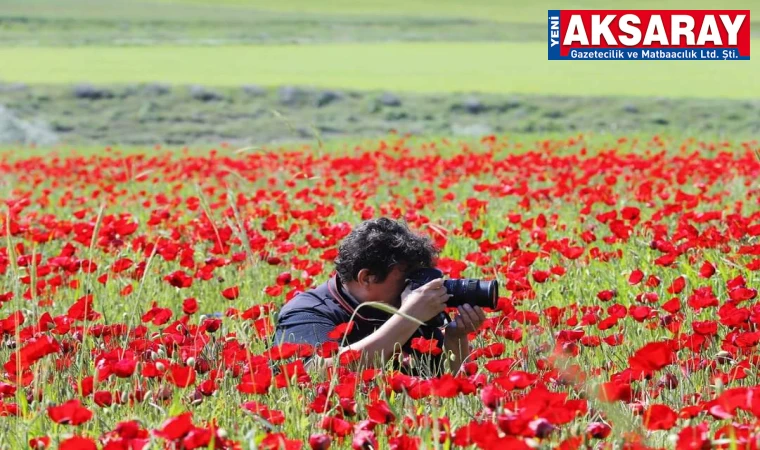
[367,265,409,306]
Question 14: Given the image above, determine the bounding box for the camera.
[406,267,498,310]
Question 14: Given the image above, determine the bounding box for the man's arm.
[314,313,423,369]
[314,278,451,370]
[274,306,423,370]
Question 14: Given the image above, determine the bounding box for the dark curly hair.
[335,217,438,283]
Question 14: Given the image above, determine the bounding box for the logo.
[548,10,750,60]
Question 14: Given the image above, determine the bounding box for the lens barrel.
[444,278,498,309]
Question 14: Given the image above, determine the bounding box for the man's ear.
[356,269,374,287]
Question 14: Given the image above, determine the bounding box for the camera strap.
[327,276,385,324]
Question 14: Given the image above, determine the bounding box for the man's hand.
[399,278,451,322]
[445,304,487,339]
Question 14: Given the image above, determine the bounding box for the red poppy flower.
[111,258,134,273]
[164,270,193,288]
[596,290,616,302]
[167,364,196,388]
[327,322,354,340]
[112,359,137,378]
[309,434,332,450]
[629,341,676,375]
[182,298,198,314]
[352,429,378,450]
[243,401,286,425]
[67,294,100,322]
[260,433,302,450]
[93,391,113,407]
[29,437,50,449]
[367,400,396,424]
[628,269,644,285]
[699,261,716,278]
[222,286,240,300]
[586,422,611,439]
[598,381,632,402]
[320,416,352,437]
[410,337,442,356]
[389,435,421,450]
[667,276,686,294]
[643,404,678,430]
[59,436,97,450]
[154,412,194,441]
[47,399,93,425]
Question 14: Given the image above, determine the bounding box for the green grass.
[2,0,756,46]
[7,0,755,23]
[3,130,754,159]
[158,0,758,22]
[1,43,757,99]
[2,83,757,148]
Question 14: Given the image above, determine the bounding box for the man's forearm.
[316,314,421,369]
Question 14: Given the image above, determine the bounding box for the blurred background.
[0,0,757,149]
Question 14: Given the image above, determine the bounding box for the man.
[271,217,486,376]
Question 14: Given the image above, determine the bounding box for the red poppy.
[643,404,678,430]
[351,430,378,450]
[59,436,97,450]
[93,391,113,407]
[182,298,198,314]
[111,258,134,273]
[629,341,676,375]
[29,437,50,449]
[676,423,710,449]
[47,399,93,425]
[327,322,355,341]
[260,433,302,450]
[112,359,137,378]
[410,337,442,356]
[698,261,716,278]
[243,401,286,425]
[154,412,194,441]
[222,286,240,300]
[167,364,196,388]
[628,269,644,285]
[309,434,332,450]
[67,294,101,322]
[596,290,616,301]
[320,416,353,437]
[586,422,611,439]
[164,270,193,288]
[366,400,395,424]
[598,381,632,402]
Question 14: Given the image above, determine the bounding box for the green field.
[6,0,756,23]
[1,3,760,446]
[161,0,758,22]
[1,0,757,147]
[2,0,757,46]
[1,43,758,99]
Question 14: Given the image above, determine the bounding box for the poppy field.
[1,134,760,449]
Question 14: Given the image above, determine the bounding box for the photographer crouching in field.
[271,217,496,377]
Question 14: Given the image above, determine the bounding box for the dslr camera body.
[405,267,498,328]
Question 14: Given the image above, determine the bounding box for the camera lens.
[444,278,498,309]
